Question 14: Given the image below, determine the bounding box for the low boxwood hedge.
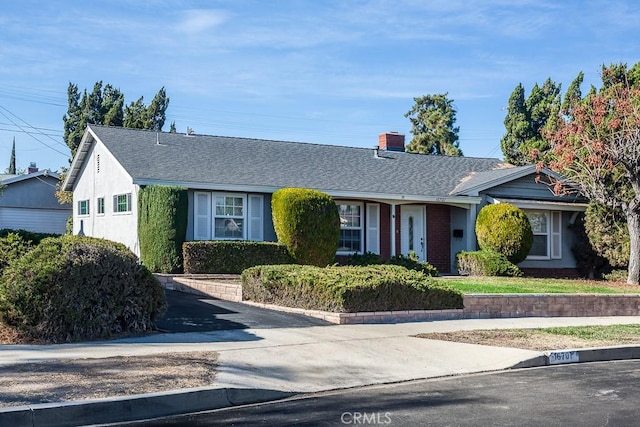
[346,252,439,277]
[184,241,293,274]
[241,264,463,312]
[456,250,523,277]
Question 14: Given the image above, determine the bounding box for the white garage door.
[0,208,71,234]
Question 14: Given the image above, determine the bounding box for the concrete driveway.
[156,290,330,333]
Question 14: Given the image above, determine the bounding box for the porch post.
[391,203,396,257]
[466,203,477,251]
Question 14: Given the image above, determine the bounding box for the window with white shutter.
[366,203,380,254]
[194,192,211,240]
[248,195,264,241]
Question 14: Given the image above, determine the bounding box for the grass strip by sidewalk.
[415,324,640,351]
[434,276,640,294]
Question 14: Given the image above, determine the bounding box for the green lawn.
[434,276,640,294]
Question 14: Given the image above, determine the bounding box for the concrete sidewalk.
[2,316,640,426]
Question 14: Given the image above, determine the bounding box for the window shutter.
[248,195,264,241]
[127,193,132,211]
[366,203,380,254]
[551,211,562,259]
[194,192,211,240]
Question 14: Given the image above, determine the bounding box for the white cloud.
[173,9,229,35]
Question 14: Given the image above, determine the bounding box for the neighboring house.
[62,125,587,275]
[0,168,71,234]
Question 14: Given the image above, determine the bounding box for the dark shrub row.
[241,264,463,312]
[0,235,166,343]
[138,185,188,274]
[346,252,439,277]
[183,241,293,274]
[0,228,60,245]
[456,250,523,277]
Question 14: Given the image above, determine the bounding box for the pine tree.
[405,93,462,156]
[8,137,16,174]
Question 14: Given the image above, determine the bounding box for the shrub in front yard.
[0,228,60,245]
[241,264,463,312]
[0,232,34,273]
[457,250,523,277]
[271,188,340,266]
[475,203,533,264]
[346,252,439,277]
[0,235,166,343]
[183,240,293,274]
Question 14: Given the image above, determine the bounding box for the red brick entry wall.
[427,205,451,273]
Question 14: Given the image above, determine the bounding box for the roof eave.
[62,127,97,191]
[132,178,482,205]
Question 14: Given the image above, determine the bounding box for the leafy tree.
[63,82,169,158]
[545,62,640,284]
[501,78,561,165]
[405,93,462,156]
[59,82,170,203]
[7,138,15,174]
[169,121,177,133]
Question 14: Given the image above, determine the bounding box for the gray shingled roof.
[71,125,511,198]
[450,165,534,195]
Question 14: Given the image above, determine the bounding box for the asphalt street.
[116,360,640,427]
[155,289,331,332]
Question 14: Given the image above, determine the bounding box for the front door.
[400,205,426,261]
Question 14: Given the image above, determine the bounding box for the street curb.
[0,387,296,427]
[511,345,640,369]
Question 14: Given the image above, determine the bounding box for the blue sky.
[1,0,639,172]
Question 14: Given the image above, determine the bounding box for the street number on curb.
[548,351,579,365]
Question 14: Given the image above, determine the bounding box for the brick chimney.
[27,162,38,174]
[378,132,405,152]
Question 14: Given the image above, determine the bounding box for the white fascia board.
[133,178,481,205]
[62,127,97,191]
[487,196,588,212]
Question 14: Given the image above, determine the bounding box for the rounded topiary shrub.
[475,203,533,264]
[0,235,166,343]
[271,188,340,266]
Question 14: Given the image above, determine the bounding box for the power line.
[0,106,69,157]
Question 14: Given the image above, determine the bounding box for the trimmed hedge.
[183,240,293,274]
[241,264,463,312]
[346,252,439,277]
[0,235,166,343]
[271,188,340,266]
[475,203,533,264]
[456,250,523,277]
[138,185,188,273]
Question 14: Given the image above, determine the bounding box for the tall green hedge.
[271,188,340,266]
[138,185,188,273]
[475,203,533,264]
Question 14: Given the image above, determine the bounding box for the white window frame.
[213,193,246,240]
[113,193,132,214]
[337,202,364,254]
[526,210,562,260]
[78,199,90,216]
[97,197,105,215]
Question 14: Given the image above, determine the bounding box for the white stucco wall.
[72,141,140,255]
